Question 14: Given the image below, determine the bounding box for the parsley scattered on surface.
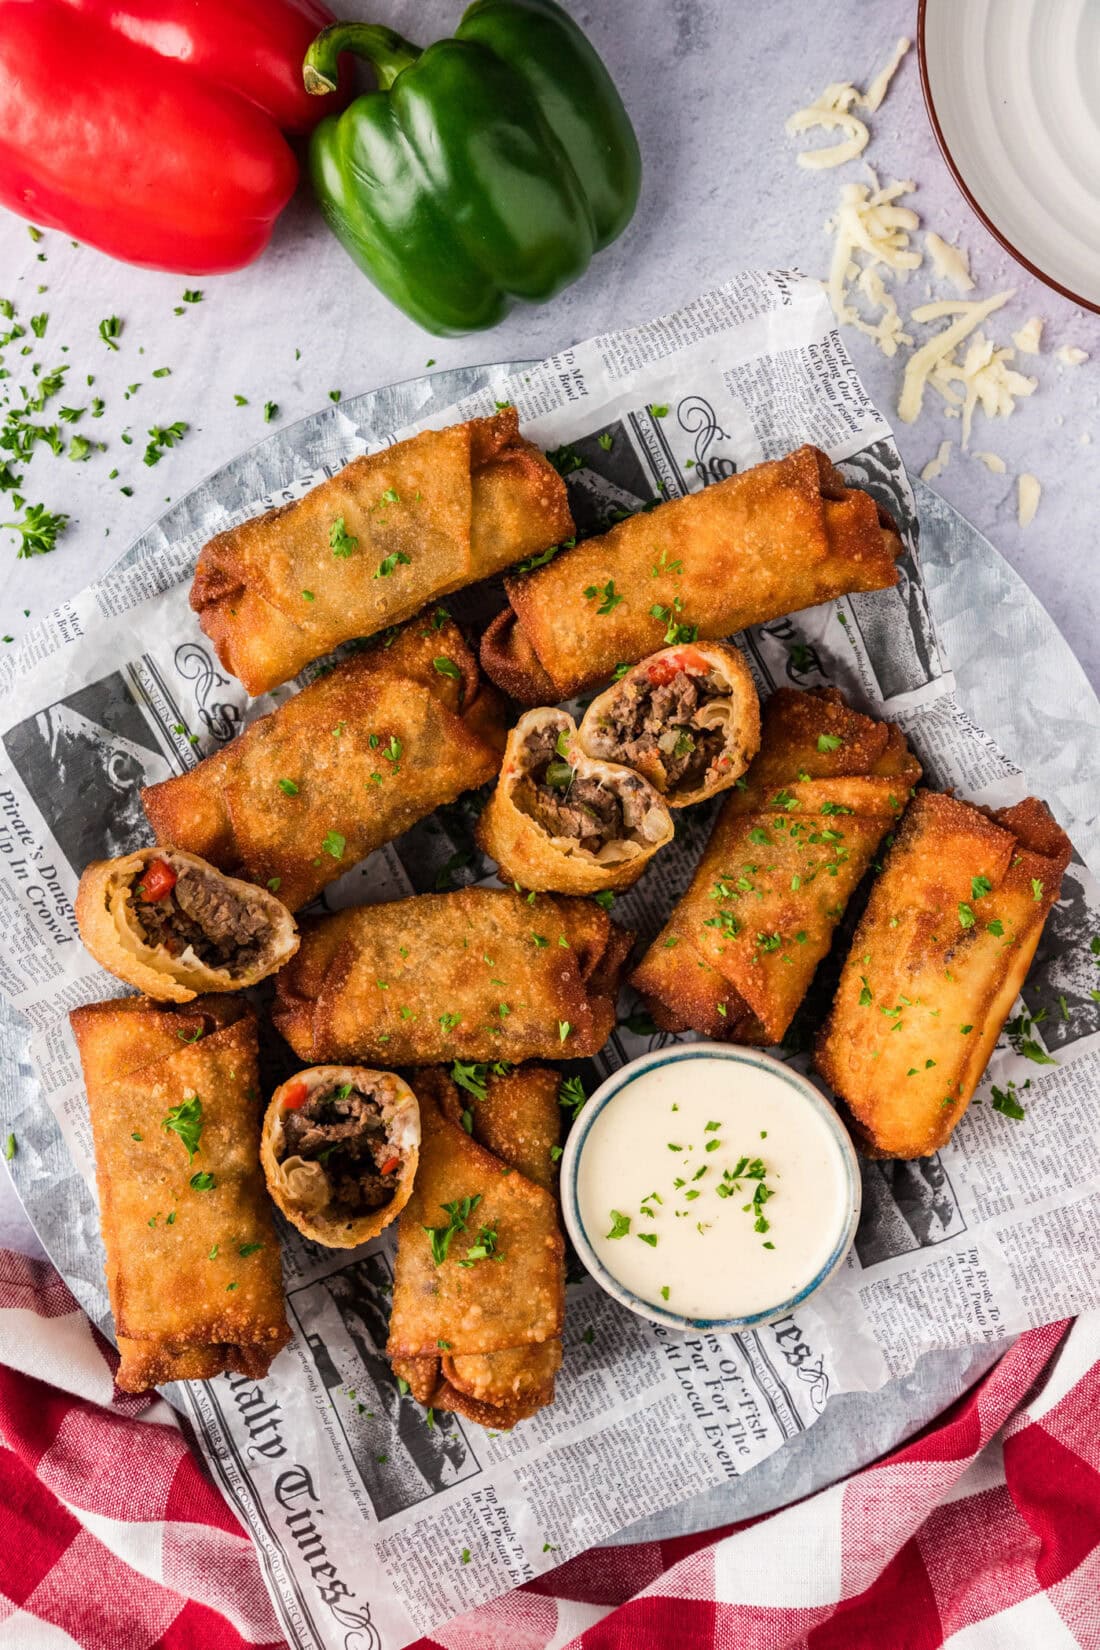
[424,1194,481,1264]
[163,1095,203,1163]
[98,316,122,350]
[433,656,461,679]
[190,1171,216,1192]
[330,517,358,557]
[142,421,187,467]
[3,1133,14,1161]
[263,400,278,423]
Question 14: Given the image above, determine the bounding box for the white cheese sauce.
[575,1058,852,1321]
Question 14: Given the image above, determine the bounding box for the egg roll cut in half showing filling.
[476,708,673,894]
[75,846,298,1003]
[262,1066,419,1247]
[578,642,761,806]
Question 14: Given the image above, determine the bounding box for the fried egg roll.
[271,887,632,1065]
[388,1066,564,1426]
[480,445,901,703]
[476,707,674,894]
[578,641,761,806]
[75,847,298,1003]
[69,995,290,1392]
[191,409,573,696]
[814,791,1072,1159]
[261,1066,419,1248]
[631,688,921,1044]
[142,616,508,912]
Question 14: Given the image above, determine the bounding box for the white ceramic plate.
[920,0,1100,312]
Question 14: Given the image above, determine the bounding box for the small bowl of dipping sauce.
[560,1043,860,1331]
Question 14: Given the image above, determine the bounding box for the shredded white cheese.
[927,331,1037,447]
[972,451,1006,474]
[787,37,910,170]
[897,292,1014,424]
[852,266,912,356]
[920,441,952,482]
[787,83,870,170]
[826,176,920,333]
[1012,317,1044,354]
[1017,473,1041,527]
[862,36,912,112]
[925,232,974,294]
[1056,345,1090,366]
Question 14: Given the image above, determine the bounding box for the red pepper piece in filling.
[136,858,177,902]
[281,1081,310,1111]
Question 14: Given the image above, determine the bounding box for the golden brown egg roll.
[271,887,633,1065]
[75,847,298,1003]
[577,641,761,806]
[480,445,902,703]
[814,791,1072,1159]
[475,707,674,894]
[69,995,290,1393]
[630,688,921,1044]
[142,616,508,912]
[388,1066,564,1427]
[261,1065,420,1248]
[191,409,573,696]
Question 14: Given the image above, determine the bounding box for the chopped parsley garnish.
[607,1210,631,1239]
[593,890,615,910]
[330,516,358,557]
[583,578,624,615]
[637,1232,658,1247]
[650,403,669,418]
[321,830,346,859]
[162,1095,203,1164]
[424,1194,481,1264]
[277,777,299,796]
[375,549,411,578]
[182,289,203,304]
[597,432,614,450]
[558,1020,571,1042]
[1031,878,1044,901]
[263,401,278,422]
[142,421,188,467]
[189,1171,216,1192]
[559,1074,586,1118]
[958,903,975,929]
[4,503,70,558]
[3,1133,14,1161]
[459,1222,501,1265]
[433,656,461,680]
[987,919,1005,937]
[816,733,844,752]
[239,1243,263,1257]
[98,316,122,350]
[990,1083,1026,1120]
[971,875,992,900]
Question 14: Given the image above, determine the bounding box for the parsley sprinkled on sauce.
[163,1095,203,1163]
[607,1209,631,1239]
[330,517,358,557]
[637,1232,658,1247]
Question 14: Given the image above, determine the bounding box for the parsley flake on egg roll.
[69,995,290,1393]
[142,615,508,912]
[480,445,902,702]
[476,706,674,894]
[75,847,298,1002]
[815,790,1072,1158]
[191,408,573,696]
[271,887,633,1064]
[630,688,921,1043]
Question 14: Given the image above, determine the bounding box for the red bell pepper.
[0,0,348,274]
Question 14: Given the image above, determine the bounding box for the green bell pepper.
[303,0,641,335]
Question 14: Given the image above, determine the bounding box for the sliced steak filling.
[135,863,274,974]
[280,1085,400,1215]
[596,667,730,793]
[512,722,628,856]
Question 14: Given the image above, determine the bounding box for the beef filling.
[601,668,729,791]
[514,723,626,855]
[136,864,273,973]
[280,1086,399,1214]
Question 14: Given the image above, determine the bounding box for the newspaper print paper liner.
[1,275,1099,1646]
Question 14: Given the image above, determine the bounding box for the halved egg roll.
[75,846,298,1003]
[388,1066,564,1427]
[142,616,508,912]
[630,688,921,1043]
[480,445,901,703]
[69,995,290,1392]
[191,408,573,696]
[577,641,761,806]
[475,707,674,894]
[814,791,1072,1159]
[271,887,632,1065]
[261,1065,420,1248]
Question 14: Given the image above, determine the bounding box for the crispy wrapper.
[75,846,298,1003]
[577,641,761,806]
[261,1066,420,1248]
[814,791,1072,1159]
[480,446,901,703]
[272,888,633,1065]
[630,689,921,1044]
[191,409,573,696]
[388,1066,564,1426]
[475,707,674,894]
[142,617,508,912]
[69,995,290,1392]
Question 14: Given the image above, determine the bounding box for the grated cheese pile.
[786,38,910,170]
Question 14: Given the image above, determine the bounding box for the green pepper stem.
[303,22,421,94]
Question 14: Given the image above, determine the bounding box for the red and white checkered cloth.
[1,1245,1097,1650]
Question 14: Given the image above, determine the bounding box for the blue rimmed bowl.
[559,1043,862,1334]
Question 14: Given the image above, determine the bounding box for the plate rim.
[917,0,1100,317]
